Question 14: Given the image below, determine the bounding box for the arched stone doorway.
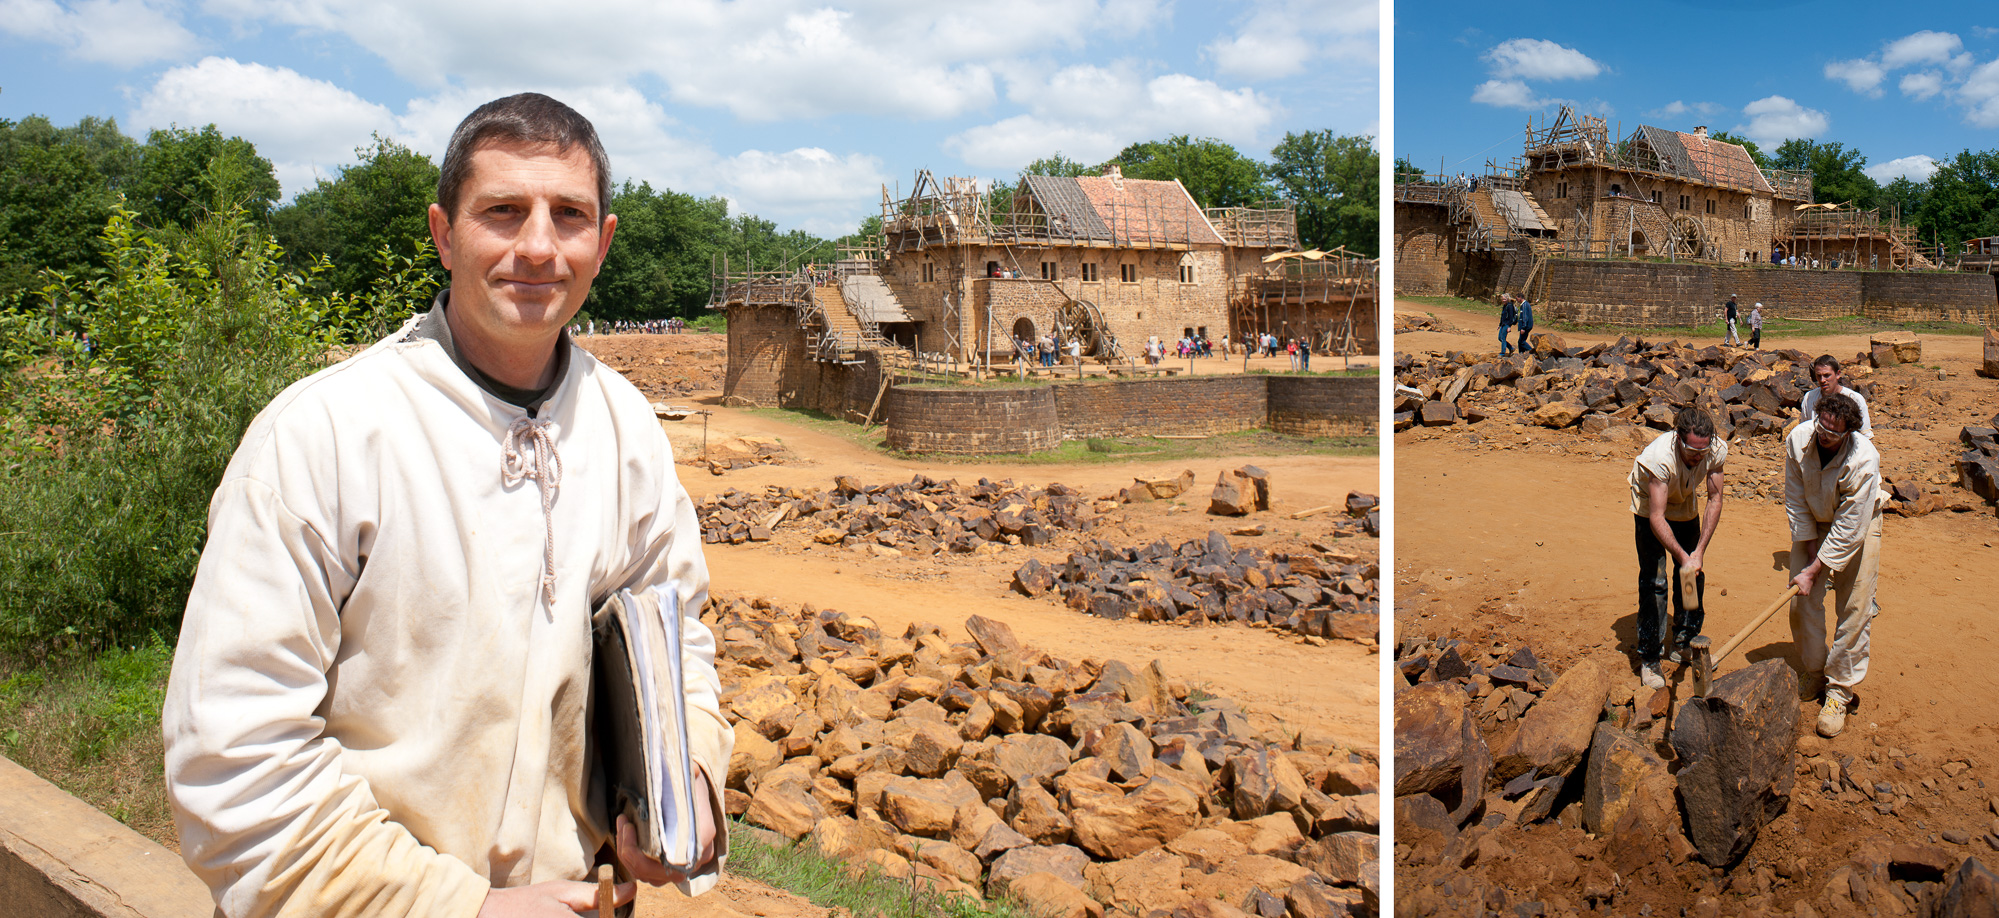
[1629,230,1649,257]
[1012,316,1036,343]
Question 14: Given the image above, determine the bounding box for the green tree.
[1021,153,1096,177]
[1708,131,1770,171]
[1879,175,1928,226]
[1268,131,1377,256]
[270,134,441,297]
[588,180,733,321]
[1914,149,1999,251]
[1772,139,1879,208]
[127,124,281,231]
[1393,154,1427,182]
[0,117,121,307]
[0,203,430,650]
[1111,135,1274,208]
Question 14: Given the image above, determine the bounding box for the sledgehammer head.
[1679,568,1701,613]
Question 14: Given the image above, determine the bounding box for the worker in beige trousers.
[1784,391,1885,738]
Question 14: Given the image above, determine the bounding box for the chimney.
[1102,164,1122,180]
[1694,126,1709,139]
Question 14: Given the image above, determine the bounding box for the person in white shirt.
[1798,354,1871,438]
[163,93,730,918]
[1785,392,1885,738]
[1626,408,1727,689]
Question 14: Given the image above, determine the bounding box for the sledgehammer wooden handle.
[597,864,615,916]
[1713,585,1803,664]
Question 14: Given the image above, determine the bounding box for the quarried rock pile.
[1393,336,1833,440]
[1012,532,1378,645]
[708,598,1382,917]
[697,475,1101,550]
[1393,635,1999,917]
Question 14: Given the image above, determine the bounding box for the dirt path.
[1395,297,1990,363]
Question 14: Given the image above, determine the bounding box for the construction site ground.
[573,334,1383,918]
[1394,298,1999,913]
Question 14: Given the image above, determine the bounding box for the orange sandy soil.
[1393,298,1999,912]
[571,335,1383,917]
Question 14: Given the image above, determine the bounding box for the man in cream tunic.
[163,94,730,917]
[1627,407,1727,689]
[1785,391,1885,738]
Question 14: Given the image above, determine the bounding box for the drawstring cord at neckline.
[502,416,561,617]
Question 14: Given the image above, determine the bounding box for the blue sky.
[1,0,1376,237]
[1394,6,1999,188]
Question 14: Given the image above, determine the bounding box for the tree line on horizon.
[1394,133,1999,255]
[1,116,1378,327]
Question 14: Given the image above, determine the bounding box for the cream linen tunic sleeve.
[163,329,732,917]
[1783,421,1884,572]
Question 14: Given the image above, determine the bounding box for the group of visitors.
[1722,294,1764,348]
[575,317,690,335]
[1494,292,1535,355]
[1013,334,1077,368]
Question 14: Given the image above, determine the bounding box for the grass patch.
[0,638,176,846]
[1247,366,1378,377]
[728,820,1030,918]
[741,408,1376,463]
[1396,294,1986,340]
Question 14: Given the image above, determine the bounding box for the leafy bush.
[0,206,435,655]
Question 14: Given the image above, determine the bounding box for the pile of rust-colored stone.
[1393,335,1835,439]
[1393,636,1999,917]
[1011,532,1378,645]
[710,598,1382,918]
[680,435,789,474]
[698,475,1101,550]
[1957,420,1999,510]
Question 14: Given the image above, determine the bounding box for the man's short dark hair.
[1674,407,1715,441]
[436,93,612,223]
[1816,391,1862,431]
[1812,354,1842,374]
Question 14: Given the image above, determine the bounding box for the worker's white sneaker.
[1640,662,1665,690]
[1667,647,1684,665]
[1817,687,1851,738]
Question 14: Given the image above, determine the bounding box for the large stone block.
[1669,658,1798,867]
[1494,653,1619,781]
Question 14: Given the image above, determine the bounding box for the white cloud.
[1864,154,1939,184]
[1470,79,1542,109]
[1735,95,1829,148]
[1881,30,1961,69]
[0,0,198,65]
[1961,57,1999,128]
[1646,100,1722,120]
[718,148,886,236]
[1824,58,1885,96]
[1900,71,1945,100]
[1204,0,1377,82]
[132,57,398,195]
[1481,38,1602,81]
[1821,30,1999,128]
[944,66,1276,171]
[196,0,1190,121]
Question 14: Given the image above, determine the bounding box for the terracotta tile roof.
[1070,175,1226,246]
[1639,126,1774,195]
[1020,175,1113,242]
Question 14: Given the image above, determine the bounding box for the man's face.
[1812,364,1841,393]
[428,141,616,351]
[1814,411,1850,448]
[1677,432,1711,465]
